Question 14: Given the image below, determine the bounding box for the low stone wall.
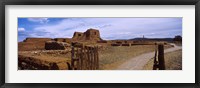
[45,41,70,50]
[54,38,72,43]
[97,40,108,43]
[23,38,52,42]
[121,43,131,46]
[111,43,121,46]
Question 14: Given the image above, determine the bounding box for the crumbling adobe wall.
[19,38,52,51]
[72,28,102,42]
[23,38,52,42]
[72,32,84,40]
[85,29,101,41]
[45,41,70,50]
[19,38,72,51]
[54,38,72,43]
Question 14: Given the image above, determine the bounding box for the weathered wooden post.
[96,46,99,69]
[85,46,88,70]
[87,47,91,69]
[153,49,158,70]
[95,46,98,69]
[94,46,97,70]
[71,42,75,70]
[153,43,158,70]
[82,45,85,70]
[93,47,97,69]
[91,47,94,70]
[80,46,83,70]
[158,44,165,70]
[76,48,80,70]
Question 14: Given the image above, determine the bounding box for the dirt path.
[115,43,182,70]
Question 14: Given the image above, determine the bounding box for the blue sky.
[18,17,182,42]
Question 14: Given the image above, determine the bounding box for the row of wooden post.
[71,43,99,70]
[153,44,165,70]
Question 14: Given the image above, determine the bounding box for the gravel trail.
[115,44,182,70]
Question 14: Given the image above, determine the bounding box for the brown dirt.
[18,50,71,70]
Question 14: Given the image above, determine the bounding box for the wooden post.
[153,44,158,70]
[96,46,99,69]
[82,46,85,70]
[90,47,93,70]
[93,47,96,70]
[71,43,75,70]
[91,47,94,70]
[153,49,158,70]
[76,48,80,70]
[158,44,165,70]
[87,47,91,69]
[85,46,88,70]
[80,47,83,70]
[86,46,89,70]
[94,47,97,70]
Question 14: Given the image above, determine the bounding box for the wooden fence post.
[96,46,99,69]
[91,47,94,70]
[153,49,158,70]
[87,47,91,69]
[82,45,86,70]
[153,44,158,70]
[95,46,98,69]
[76,48,79,70]
[158,44,165,70]
[71,43,75,70]
[93,47,97,69]
[80,47,83,70]
[71,44,100,70]
[85,46,88,70]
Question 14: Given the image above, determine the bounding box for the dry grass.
[143,49,182,70]
[99,45,172,70]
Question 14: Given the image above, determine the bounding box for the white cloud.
[28,18,182,39]
[28,18,49,23]
[18,28,25,32]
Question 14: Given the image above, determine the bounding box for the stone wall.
[45,41,70,50]
[23,38,52,42]
[54,38,72,43]
[19,38,52,51]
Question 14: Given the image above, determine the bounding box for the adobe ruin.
[72,32,84,40]
[19,28,105,51]
[72,28,102,42]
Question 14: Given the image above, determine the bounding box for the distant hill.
[129,38,174,41]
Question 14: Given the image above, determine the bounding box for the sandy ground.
[115,43,182,70]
